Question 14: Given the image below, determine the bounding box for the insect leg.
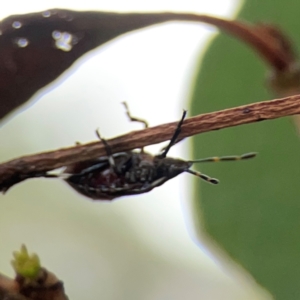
[95,129,119,174]
[122,102,148,153]
[36,172,59,178]
[158,110,187,158]
[122,102,148,128]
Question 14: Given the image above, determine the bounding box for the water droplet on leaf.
[42,11,51,18]
[15,38,29,48]
[12,21,22,29]
[66,15,74,22]
[52,31,77,52]
[52,30,62,40]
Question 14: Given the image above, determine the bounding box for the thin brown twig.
[0,274,26,300]
[1,94,300,192]
[0,274,17,292]
[0,289,29,300]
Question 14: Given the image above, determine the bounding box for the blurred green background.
[191,1,300,299]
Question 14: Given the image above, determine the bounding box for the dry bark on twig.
[0,94,299,192]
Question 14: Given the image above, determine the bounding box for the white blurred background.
[0,1,271,299]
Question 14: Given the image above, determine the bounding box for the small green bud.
[11,244,41,279]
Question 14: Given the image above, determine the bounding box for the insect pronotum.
[63,104,256,200]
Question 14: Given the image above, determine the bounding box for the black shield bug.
[61,104,256,201]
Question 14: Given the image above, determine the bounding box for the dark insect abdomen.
[64,152,175,200]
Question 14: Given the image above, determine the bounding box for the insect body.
[65,151,192,200]
[63,105,256,201]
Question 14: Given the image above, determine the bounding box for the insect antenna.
[188,152,257,164]
[185,169,219,184]
[158,110,187,158]
[186,153,256,184]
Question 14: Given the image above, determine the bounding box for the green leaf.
[190,1,300,299]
